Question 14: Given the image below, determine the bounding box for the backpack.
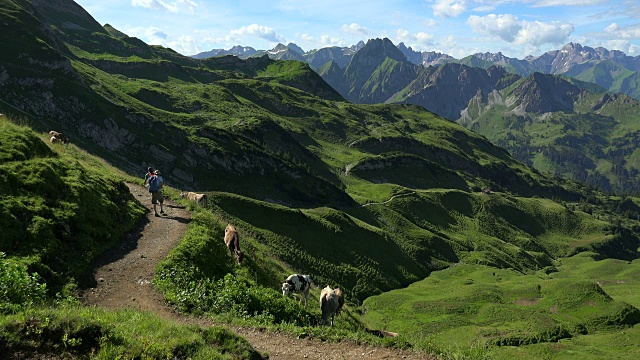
[148,174,160,193]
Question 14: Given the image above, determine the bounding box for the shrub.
[0,252,47,314]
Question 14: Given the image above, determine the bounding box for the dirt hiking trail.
[80,183,435,359]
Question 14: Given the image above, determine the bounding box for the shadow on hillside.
[78,213,151,289]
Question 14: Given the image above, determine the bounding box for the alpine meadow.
[2,0,640,359]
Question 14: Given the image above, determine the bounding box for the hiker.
[147,170,165,217]
[143,167,154,189]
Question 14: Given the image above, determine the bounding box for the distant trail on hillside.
[360,191,417,207]
[80,183,435,360]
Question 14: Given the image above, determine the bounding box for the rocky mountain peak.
[351,40,366,52]
[271,43,288,52]
[397,42,423,65]
[511,72,581,113]
[287,43,304,54]
[354,38,408,64]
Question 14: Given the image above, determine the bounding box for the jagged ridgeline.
[317,37,640,195]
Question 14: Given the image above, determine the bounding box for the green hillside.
[0,119,144,294]
[3,1,640,359]
[459,74,640,195]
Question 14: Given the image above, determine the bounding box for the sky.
[74,0,640,59]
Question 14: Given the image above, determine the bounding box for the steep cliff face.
[304,46,355,70]
[509,73,582,114]
[392,63,518,120]
[340,38,419,103]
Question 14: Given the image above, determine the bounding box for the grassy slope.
[0,118,144,293]
[0,117,263,358]
[362,251,640,359]
[0,306,262,359]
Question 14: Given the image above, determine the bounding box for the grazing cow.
[180,191,208,206]
[224,224,244,264]
[50,136,61,143]
[334,287,345,316]
[48,131,68,144]
[282,274,312,308]
[320,286,340,326]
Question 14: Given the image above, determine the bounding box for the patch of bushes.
[0,252,47,314]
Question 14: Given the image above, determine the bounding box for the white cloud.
[434,35,478,58]
[301,34,315,42]
[125,26,199,55]
[467,14,520,42]
[131,0,197,13]
[431,0,467,18]
[320,35,345,46]
[341,23,370,35]
[395,29,434,46]
[473,5,496,12]
[227,24,286,44]
[468,14,573,46]
[604,23,640,40]
[517,20,574,46]
[600,40,639,56]
[531,0,601,6]
[422,18,438,27]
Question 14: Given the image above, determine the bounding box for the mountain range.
[197,38,640,195]
[194,39,640,101]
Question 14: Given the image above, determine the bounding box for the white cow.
[282,274,312,307]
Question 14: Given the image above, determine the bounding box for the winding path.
[80,183,435,360]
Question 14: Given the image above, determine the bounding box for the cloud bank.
[131,0,198,13]
[468,14,574,46]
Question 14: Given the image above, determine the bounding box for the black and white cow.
[282,274,312,307]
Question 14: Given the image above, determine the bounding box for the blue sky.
[74,0,640,58]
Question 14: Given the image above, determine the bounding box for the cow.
[282,274,312,308]
[319,286,340,326]
[334,287,345,316]
[50,136,61,143]
[180,191,208,206]
[224,224,244,264]
[48,131,68,144]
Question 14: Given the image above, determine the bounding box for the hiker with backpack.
[147,169,165,217]
[143,167,154,189]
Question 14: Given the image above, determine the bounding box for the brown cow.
[49,131,68,144]
[179,191,208,206]
[224,224,244,264]
[320,286,340,326]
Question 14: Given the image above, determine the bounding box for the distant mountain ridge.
[194,40,640,101]
[291,37,640,195]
